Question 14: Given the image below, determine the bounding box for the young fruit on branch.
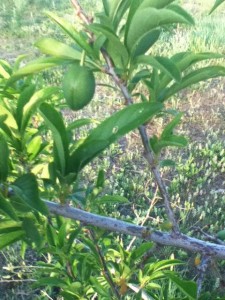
[62,64,95,111]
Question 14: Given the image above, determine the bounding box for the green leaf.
[89,23,129,69]
[0,64,10,79]
[68,102,162,173]
[131,29,160,58]
[158,65,225,102]
[0,220,22,233]
[35,38,82,61]
[161,113,183,138]
[0,193,19,221]
[210,0,225,14]
[0,230,24,250]
[151,135,187,154]
[21,86,59,134]
[167,4,195,24]
[164,271,197,299]
[27,136,42,160]
[96,169,105,188]
[111,0,131,30]
[39,103,69,176]
[136,55,181,82]
[8,57,73,84]
[90,277,109,297]
[22,217,43,248]
[12,173,48,215]
[158,52,224,91]
[0,134,9,182]
[16,84,36,130]
[130,242,154,262]
[151,259,183,271]
[95,195,129,205]
[103,0,122,17]
[126,7,193,51]
[46,12,96,58]
[138,0,175,9]
[66,118,98,132]
[0,105,18,130]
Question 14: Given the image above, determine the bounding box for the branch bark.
[45,201,225,260]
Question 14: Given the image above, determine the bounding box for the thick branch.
[45,201,225,260]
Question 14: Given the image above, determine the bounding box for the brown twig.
[196,254,212,297]
[191,226,225,245]
[88,229,121,299]
[126,187,159,251]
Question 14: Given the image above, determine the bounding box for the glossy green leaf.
[164,271,197,299]
[39,103,69,176]
[27,136,42,160]
[130,242,154,262]
[90,276,109,297]
[102,0,131,30]
[0,193,19,221]
[0,134,9,182]
[151,135,187,154]
[151,259,183,271]
[0,220,22,234]
[167,4,195,24]
[136,55,181,82]
[22,217,43,248]
[0,64,10,79]
[16,84,36,130]
[103,0,122,17]
[46,12,96,58]
[131,29,160,58]
[21,86,59,134]
[158,52,224,91]
[161,113,183,138]
[124,0,142,43]
[112,0,131,29]
[158,65,225,102]
[35,38,82,60]
[126,7,193,51]
[138,0,175,9]
[90,23,129,69]
[66,118,98,132]
[210,0,225,14]
[0,105,17,130]
[96,169,105,188]
[8,57,72,84]
[0,230,24,250]
[68,102,162,173]
[12,173,48,215]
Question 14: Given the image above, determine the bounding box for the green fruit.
[217,229,225,241]
[62,64,95,111]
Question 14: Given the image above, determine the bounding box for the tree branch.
[45,200,225,260]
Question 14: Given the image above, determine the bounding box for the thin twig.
[191,226,225,245]
[88,229,121,299]
[126,187,159,251]
[196,255,212,297]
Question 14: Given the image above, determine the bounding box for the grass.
[0,0,225,298]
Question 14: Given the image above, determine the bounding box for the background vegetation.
[0,0,225,299]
